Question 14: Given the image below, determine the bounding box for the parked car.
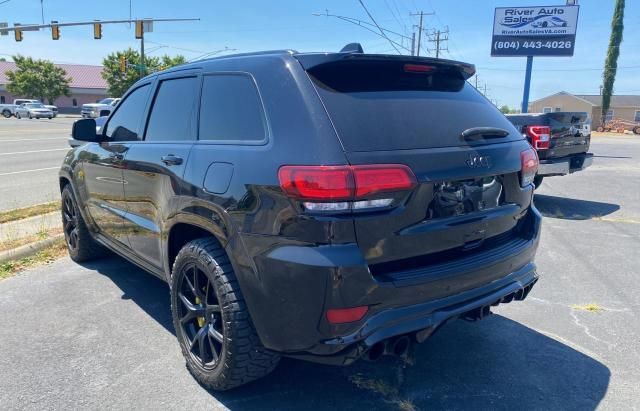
[15,103,54,119]
[81,98,120,118]
[507,112,592,188]
[1,98,39,118]
[45,104,59,118]
[61,46,541,390]
[579,117,591,137]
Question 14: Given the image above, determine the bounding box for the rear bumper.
[537,152,593,176]
[235,205,542,364]
[287,264,538,365]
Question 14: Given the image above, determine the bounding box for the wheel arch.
[164,213,233,281]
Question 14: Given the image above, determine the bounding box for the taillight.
[526,125,550,150]
[326,306,368,324]
[520,147,539,187]
[403,63,435,73]
[278,164,417,212]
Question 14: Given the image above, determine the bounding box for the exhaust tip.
[366,341,385,361]
[390,336,411,357]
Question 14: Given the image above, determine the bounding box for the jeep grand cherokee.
[60,46,541,390]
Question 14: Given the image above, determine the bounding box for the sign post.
[491,5,579,112]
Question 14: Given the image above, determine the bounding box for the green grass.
[0,239,67,280]
[0,201,60,224]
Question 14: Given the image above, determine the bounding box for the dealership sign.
[491,5,579,57]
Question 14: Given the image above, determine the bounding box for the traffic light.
[135,20,143,39]
[93,22,102,39]
[52,24,60,40]
[119,55,126,73]
[14,28,22,42]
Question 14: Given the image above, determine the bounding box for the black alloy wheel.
[62,191,80,254]
[176,264,224,369]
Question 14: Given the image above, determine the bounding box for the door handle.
[109,153,124,161]
[161,154,183,166]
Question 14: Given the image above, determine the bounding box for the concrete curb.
[0,234,65,264]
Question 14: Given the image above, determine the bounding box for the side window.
[542,107,552,113]
[199,74,267,142]
[145,76,199,142]
[105,84,151,141]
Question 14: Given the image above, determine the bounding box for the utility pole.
[428,27,449,58]
[474,75,478,89]
[411,32,415,56]
[410,11,433,57]
[140,30,144,75]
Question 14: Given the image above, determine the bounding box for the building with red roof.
[0,61,109,112]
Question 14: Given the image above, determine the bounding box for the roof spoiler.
[294,53,476,80]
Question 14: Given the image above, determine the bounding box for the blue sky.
[0,0,638,107]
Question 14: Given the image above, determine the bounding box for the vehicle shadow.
[534,194,620,220]
[82,257,611,410]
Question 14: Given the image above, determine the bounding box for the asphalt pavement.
[0,116,76,211]
[0,135,638,410]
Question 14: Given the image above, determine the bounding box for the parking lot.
[0,116,76,211]
[0,133,638,410]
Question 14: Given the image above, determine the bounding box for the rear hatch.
[297,54,535,283]
[508,112,589,160]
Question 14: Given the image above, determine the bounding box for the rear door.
[121,73,200,269]
[302,56,533,271]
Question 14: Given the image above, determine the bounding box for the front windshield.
[26,103,44,108]
[99,98,114,105]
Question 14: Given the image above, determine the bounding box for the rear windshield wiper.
[461,127,510,140]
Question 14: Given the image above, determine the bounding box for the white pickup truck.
[1,99,58,118]
[81,98,120,118]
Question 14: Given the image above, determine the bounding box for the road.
[0,116,75,211]
[0,136,639,410]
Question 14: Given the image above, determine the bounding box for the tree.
[101,49,186,97]
[5,55,71,104]
[601,0,625,124]
[500,105,513,114]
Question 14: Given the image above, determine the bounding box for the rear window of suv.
[198,74,268,143]
[307,60,521,151]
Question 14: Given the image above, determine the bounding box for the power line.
[477,65,640,72]
[312,10,411,53]
[357,0,401,55]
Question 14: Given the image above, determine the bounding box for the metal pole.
[411,32,416,56]
[435,30,440,58]
[140,29,145,76]
[521,56,533,113]
[416,12,423,57]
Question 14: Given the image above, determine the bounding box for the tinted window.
[145,77,199,142]
[199,75,267,142]
[105,84,151,141]
[309,60,521,151]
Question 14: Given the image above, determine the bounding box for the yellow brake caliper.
[195,296,206,328]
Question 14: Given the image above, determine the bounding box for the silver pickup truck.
[81,98,120,118]
[1,99,58,118]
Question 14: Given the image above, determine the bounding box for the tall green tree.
[5,55,71,104]
[101,49,186,97]
[601,0,625,124]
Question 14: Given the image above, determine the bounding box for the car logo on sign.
[466,154,491,169]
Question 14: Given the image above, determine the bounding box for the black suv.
[60,47,541,390]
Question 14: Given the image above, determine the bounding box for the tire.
[16,113,21,119]
[61,185,105,262]
[1,109,11,118]
[171,238,280,391]
[28,113,32,119]
[533,175,544,189]
[48,116,52,120]
[633,126,640,135]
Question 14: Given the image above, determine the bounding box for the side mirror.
[72,118,102,142]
